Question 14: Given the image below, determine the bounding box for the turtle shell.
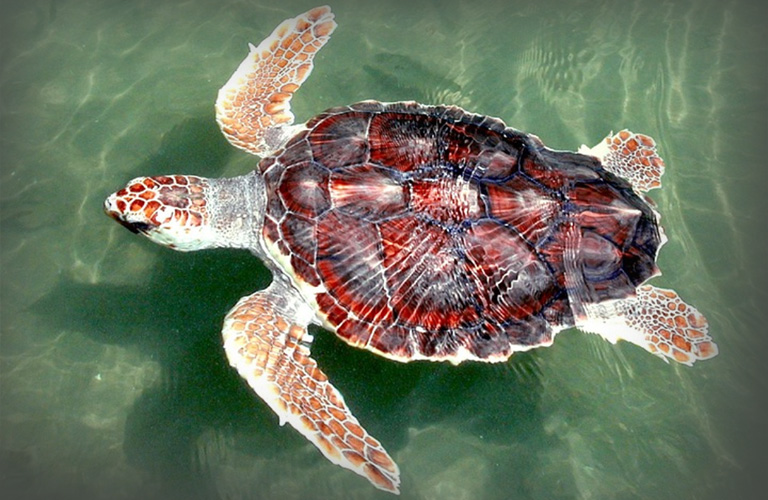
[259,101,662,362]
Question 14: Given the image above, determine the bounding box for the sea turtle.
[104,6,718,493]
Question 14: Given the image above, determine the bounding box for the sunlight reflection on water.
[1,1,765,499]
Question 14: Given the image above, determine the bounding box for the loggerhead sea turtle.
[104,6,718,493]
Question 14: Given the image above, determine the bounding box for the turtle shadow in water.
[32,251,277,495]
[33,251,548,495]
[132,114,239,178]
[360,51,462,103]
[313,328,550,486]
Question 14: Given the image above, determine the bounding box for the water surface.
[1,0,766,499]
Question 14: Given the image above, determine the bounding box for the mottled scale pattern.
[620,285,717,365]
[109,175,209,231]
[222,284,400,492]
[215,6,337,155]
[601,130,665,192]
[261,101,663,362]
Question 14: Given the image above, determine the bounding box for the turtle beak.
[103,194,154,234]
[115,217,152,234]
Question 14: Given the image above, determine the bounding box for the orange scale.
[367,447,397,472]
[144,200,160,216]
[316,410,331,424]
[306,397,323,412]
[698,342,717,358]
[347,436,365,454]
[327,389,345,409]
[282,83,299,93]
[328,407,347,422]
[344,421,365,439]
[343,450,366,468]
[688,313,707,328]
[315,435,338,459]
[300,31,314,44]
[638,135,655,147]
[299,415,314,430]
[308,366,328,383]
[270,315,287,332]
[364,464,396,492]
[330,435,346,453]
[328,419,347,438]
[364,436,381,448]
[672,334,691,351]
[674,315,689,328]
[129,199,145,212]
[686,328,705,339]
[673,350,691,363]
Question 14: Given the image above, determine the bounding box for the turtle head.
[104,174,261,251]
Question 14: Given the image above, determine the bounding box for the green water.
[1,0,766,498]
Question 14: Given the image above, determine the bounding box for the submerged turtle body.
[104,6,717,494]
[262,101,662,363]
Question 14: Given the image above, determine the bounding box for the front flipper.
[578,130,665,193]
[215,6,337,156]
[222,279,400,493]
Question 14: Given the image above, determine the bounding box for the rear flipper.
[575,284,718,365]
[578,130,665,193]
[563,222,717,365]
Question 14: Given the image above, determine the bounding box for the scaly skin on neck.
[104,171,264,252]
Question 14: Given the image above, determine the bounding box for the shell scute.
[277,161,331,218]
[309,112,371,167]
[279,213,317,264]
[330,164,408,222]
[485,174,562,245]
[369,112,440,171]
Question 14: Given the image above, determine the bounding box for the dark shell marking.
[261,101,662,361]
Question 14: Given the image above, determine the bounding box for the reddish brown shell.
[260,101,662,361]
